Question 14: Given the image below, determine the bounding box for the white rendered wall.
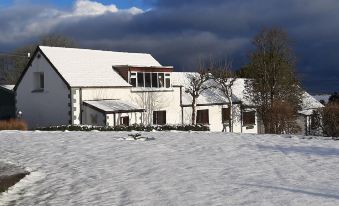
[16,52,70,128]
[79,87,182,126]
[182,104,258,133]
[106,112,143,127]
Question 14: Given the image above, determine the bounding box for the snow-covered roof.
[0,85,15,91]
[172,72,245,106]
[39,46,162,87]
[299,92,324,116]
[84,100,144,113]
[172,72,324,110]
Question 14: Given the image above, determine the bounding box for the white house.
[14,46,322,134]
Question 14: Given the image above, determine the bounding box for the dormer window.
[130,72,137,87]
[129,71,171,88]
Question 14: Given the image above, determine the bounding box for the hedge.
[37,124,209,132]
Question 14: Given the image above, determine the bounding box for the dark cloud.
[1,0,339,93]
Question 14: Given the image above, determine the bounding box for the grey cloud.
[1,0,339,93]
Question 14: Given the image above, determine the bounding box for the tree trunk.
[228,97,233,133]
[192,97,197,125]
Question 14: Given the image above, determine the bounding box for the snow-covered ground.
[1,131,339,205]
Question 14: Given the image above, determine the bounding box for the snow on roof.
[39,46,162,87]
[84,100,144,113]
[172,72,246,105]
[0,85,15,91]
[299,92,324,116]
[172,72,324,110]
[301,92,324,110]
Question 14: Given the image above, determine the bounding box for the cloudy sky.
[0,0,338,93]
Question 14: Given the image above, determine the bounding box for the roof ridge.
[38,45,153,56]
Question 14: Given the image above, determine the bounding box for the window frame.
[129,71,172,88]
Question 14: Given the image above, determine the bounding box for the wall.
[16,52,70,128]
[0,89,15,120]
[78,87,182,126]
[105,112,143,126]
[182,104,258,133]
[82,104,106,126]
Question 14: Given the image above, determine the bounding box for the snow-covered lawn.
[1,131,339,205]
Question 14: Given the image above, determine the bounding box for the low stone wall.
[0,162,29,193]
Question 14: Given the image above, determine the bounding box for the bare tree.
[185,63,211,125]
[211,60,237,132]
[133,92,167,125]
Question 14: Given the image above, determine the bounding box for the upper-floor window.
[34,72,44,91]
[129,72,171,88]
[130,72,137,87]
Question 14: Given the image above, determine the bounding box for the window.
[130,72,136,87]
[222,108,230,123]
[145,73,151,87]
[152,73,158,88]
[158,73,164,87]
[153,111,166,125]
[243,111,255,126]
[137,72,144,87]
[120,116,130,126]
[130,71,171,88]
[34,72,44,91]
[197,109,209,124]
[165,73,171,88]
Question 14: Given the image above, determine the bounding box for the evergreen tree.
[245,28,302,134]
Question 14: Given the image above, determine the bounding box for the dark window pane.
[137,73,144,87]
[120,116,129,126]
[153,111,166,125]
[197,109,209,124]
[152,73,158,88]
[40,73,44,89]
[222,108,230,122]
[243,111,255,125]
[130,78,136,87]
[130,73,136,87]
[145,73,151,87]
[158,73,164,87]
[165,78,170,88]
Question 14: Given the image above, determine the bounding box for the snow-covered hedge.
[37,124,210,132]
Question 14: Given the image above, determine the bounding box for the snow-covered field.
[1,131,339,206]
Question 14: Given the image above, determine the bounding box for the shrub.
[0,119,28,131]
[321,103,339,138]
[37,124,210,132]
[264,100,301,134]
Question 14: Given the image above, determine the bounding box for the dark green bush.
[37,124,209,132]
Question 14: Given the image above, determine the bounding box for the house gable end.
[14,46,71,91]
